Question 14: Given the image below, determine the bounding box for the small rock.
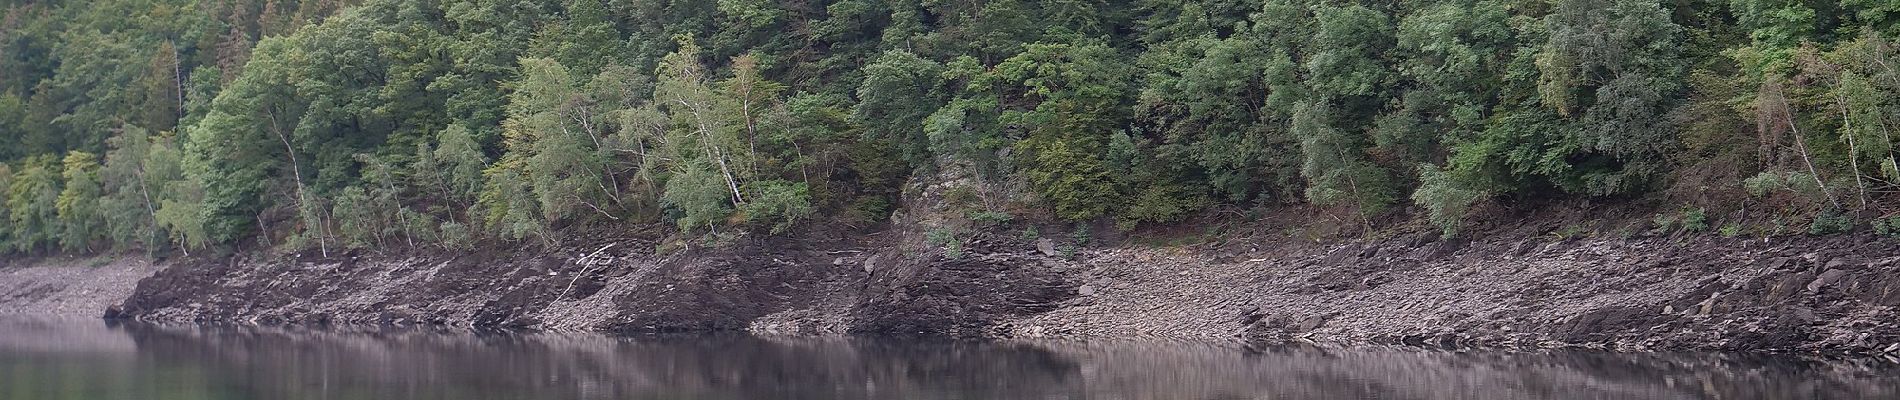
[1512,241,1538,256]
[1037,238,1059,257]
[1807,269,1848,292]
[1238,307,1264,325]
[1296,315,1328,332]
[1787,306,1818,322]
[1662,305,1676,314]
[832,257,847,266]
[1825,258,1849,268]
[1078,285,1096,296]
[1764,257,1792,271]
[1020,325,1046,338]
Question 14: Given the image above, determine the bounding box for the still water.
[1,317,1897,400]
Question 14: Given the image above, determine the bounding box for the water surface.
[0,317,1895,399]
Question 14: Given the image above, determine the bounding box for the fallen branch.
[557,243,618,301]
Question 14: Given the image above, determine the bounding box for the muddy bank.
[0,255,161,316]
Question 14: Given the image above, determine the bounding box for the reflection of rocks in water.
[4,319,1899,400]
[1034,343,1900,400]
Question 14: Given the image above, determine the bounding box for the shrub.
[968,210,1013,227]
[1114,178,1209,231]
[740,180,815,234]
[438,221,473,250]
[661,166,735,230]
[1680,207,1708,232]
[1652,213,1677,232]
[942,185,981,209]
[1742,172,1785,197]
[1070,225,1092,246]
[925,227,964,259]
[942,238,965,259]
[1551,224,1588,240]
[845,196,893,224]
[1808,209,1853,235]
[1412,165,1485,237]
[1872,216,1900,237]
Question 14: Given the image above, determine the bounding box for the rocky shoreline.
[5,216,1900,355]
[0,256,161,317]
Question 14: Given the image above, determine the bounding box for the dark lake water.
[1,317,1897,400]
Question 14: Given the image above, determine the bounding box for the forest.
[2,0,1899,256]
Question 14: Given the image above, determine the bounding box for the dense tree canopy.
[4,0,1900,255]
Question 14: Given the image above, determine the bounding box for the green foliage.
[7,157,61,253]
[477,155,549,242]
[942,186,981,209]
[854,51,946,167]
[507,57,613,223]
[332,186,377,248]
[56,152,105,251]
[1069,224,1092,246]
[1745,171,1825,200]
[1294,102,1395,218]
[1653,213,1678,232]
[993,42,1130,222]
[1413,165,1486,237]
[661,164,736,231]
[3,0,1900,257]
[1872,216,1900,237]
[1681,207,1710,232]
[148,135,207,253]
[968,210,1013,227]
[1809,209,1854,235]
[1551,224,1588,241]
[924,227,963,259]
[739,180,814,234]
[98,129,158,250]
[431,124,489,207]
[438,221,474,250]
[1743,172,1787,197]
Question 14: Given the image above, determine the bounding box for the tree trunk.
[269,109,326,256]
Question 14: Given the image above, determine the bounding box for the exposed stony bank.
[0,256,162,317]
[6,222,1900,354]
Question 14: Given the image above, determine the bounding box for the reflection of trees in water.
[2,319,1896,400]
[116,325,1083,400]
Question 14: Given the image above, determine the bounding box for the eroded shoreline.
[6,225,1897,355]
